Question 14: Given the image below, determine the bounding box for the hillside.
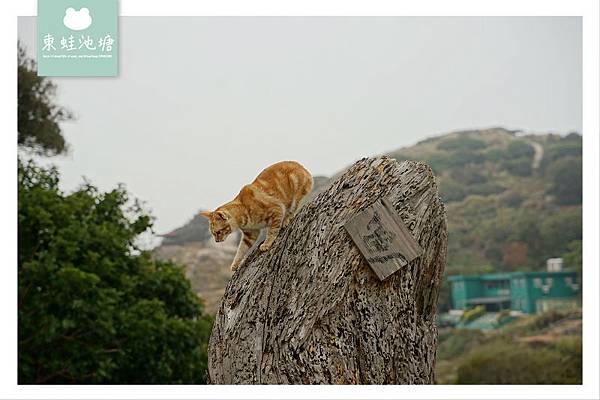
[388,128,582,272]
[153,127,582,313]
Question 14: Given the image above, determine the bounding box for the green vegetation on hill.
[388,128,582,299]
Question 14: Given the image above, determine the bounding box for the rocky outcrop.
[208,156,447,384]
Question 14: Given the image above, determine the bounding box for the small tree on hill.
[546,156,582,205]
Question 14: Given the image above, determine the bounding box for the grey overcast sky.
[18,17,582,235]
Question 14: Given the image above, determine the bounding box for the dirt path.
[529,140,544,170]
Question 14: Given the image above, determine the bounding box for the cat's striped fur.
[200,161,313,271]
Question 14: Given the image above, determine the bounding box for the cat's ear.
[199,211,212,219]
[216,211,229,221]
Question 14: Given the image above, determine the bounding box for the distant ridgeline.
[158,128,582,288]
[159,212,213,246]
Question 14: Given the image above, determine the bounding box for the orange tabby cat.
[200,161,313,271]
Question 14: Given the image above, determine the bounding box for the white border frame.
[1,1,598,399]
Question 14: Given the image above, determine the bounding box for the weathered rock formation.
[208,156,447,384]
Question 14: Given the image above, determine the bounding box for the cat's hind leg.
[231,229,259,271]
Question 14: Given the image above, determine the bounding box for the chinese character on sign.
[98,34,115,52]
[42,34,56,51]
[78,35,96,50]
[61,35,76,51]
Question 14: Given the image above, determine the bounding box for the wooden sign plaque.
[344,198,423,280]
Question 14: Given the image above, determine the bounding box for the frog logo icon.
[63,7,93,31]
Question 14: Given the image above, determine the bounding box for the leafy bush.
[469,182,505,196]
[18,159,212,384]
[484,141,534,175]
[506,140,535,159]
[530,310,567,331]
[450,166,487,185]
[452,150,485,166]
[562,240,582,273]
[541,140,582,171]
[437,329,485,360]
[437,137,487,151]
[439,179,467,202]
[483,148,504,162]
[502,191,524,207]
[426,153,455,173]
[539,207,582,256]
[501,157,532,176]
[455,340,581,384]
[426,150,484,174]
[546,156,582,205]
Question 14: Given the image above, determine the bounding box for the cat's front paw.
[230,261,240,272]
[259,242,272,252]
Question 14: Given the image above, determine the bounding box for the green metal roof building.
[448,270,580,314]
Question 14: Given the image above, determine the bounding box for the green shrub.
[451,150,485,166]
[450,167,487,185]
[501,157,532,176]
[506,140,535,159]
[546,156,582,205]
[539,207,582,256]
[483,148,504,162]
[437,137,487,151]
[439,179,467,202]
[18,159,213,384]
[530,310,567,331]
[426,150,485,174]
[541,140,582,171]
[437,329,485,361]
[426,153,454,173]
[456,340,581,384]
[562,240,582,273]
[503,191,524,207]
[470,182,506,196]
